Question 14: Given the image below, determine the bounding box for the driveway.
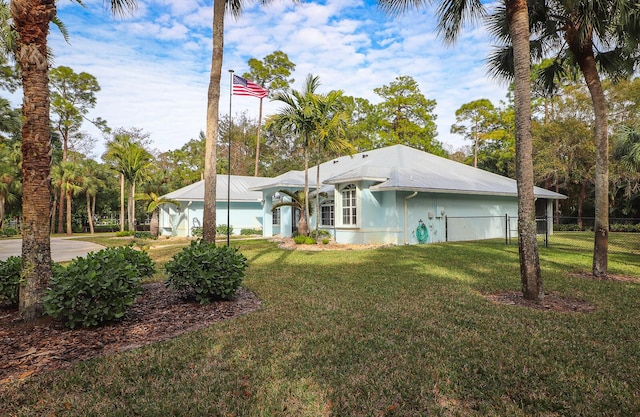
[0,237,105,262]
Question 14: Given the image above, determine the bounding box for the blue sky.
[44,0,508,158]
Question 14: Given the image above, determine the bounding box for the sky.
[35,0,509,159]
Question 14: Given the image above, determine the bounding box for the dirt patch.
[0,284,261,386]
[275,237,390,251]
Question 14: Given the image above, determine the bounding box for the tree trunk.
[571,35,609,278]
[14,0,56,320]
[150,209,159,239]
[507,0,543,301]
[65,189,72,235]
[577,179,587,230]
[57,186,64,233]
[86,192,94,234]
[315,145,321,233]
[203,0,224,243]
[50,193,56,232]
[303,134,310,236]
[119,173,125,232]
[128,182,136,231]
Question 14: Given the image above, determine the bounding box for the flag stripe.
[233,75,269,98]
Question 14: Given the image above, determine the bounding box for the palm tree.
[12,0,138,320]
[379,0,543,300]
[271,189,324,234]
[268,74,322,236]
[312,90,353,232]
[136,192,180,238]
[614,125,640,173]
[80,159,105,234]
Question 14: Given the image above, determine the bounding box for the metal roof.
[251,144,566,199]
[162,175,266,202]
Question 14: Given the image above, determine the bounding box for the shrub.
[165,240,247,303]
[310,229,331,239]
[1,227,19,237]
[322,238,330,245]
[191,226,203,237]
[43,247,145,328]
[216,224,233,235]
[553,224,582,232]
[0,256,21,306]
[117,246,155,278]
[134,231,153,240]
[115,230,135,237]
[293,235,306,244]
[240,228,262,236]
[304,237,317,245]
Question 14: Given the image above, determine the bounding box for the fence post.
[505,214,508,245]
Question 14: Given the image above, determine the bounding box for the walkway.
[0,237,105,262]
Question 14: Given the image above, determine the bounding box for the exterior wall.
[159,201,263,237]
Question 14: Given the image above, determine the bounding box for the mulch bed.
[0,284,261,386]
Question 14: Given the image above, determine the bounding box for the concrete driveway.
[0,237,105,262]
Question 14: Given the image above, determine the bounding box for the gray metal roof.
[251,144,566,199]
[163,175,266,202]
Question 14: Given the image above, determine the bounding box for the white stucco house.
[159,145,565,244]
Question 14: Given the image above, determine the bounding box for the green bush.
[216,224,233,235]
[115,230,135,237]
[134,231,153,240]
[164,240,247,303]
[0,256,21,306]
[240,228,262,235]
[310,229,331,239]
[322,238,330,245]
[43,247,145,328]
[1,227,19,237]
[191,226,203,237]
[118,246,155,278]
[553,224,582,232]
[293,235,306,244]
[304,237,317,245]
[610,223,640,233]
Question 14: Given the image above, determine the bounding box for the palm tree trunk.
[120,173,125,232]
[57,186,64,233]
[150,209,159,239]
[65,189,72,235]
[315,144,321,233]
[507,0,543,301]
[574,44,609,277]
[50,193,56,232]
[128,182,136,231]
[86,192,94,234]
[0,195,5,229]
[203,0,225,243]
[302,138,310,236]
[14,0,56,320]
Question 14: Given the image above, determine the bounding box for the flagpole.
[254,97,263,177]
[227,69,234,247]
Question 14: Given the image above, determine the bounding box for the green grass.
[2,235,639,416]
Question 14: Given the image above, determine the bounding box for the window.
[272,207,281,225]
[341,184,357,225]
[321,200,334,226]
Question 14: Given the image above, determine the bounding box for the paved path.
[0,237,105,262]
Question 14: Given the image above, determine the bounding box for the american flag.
[232,75,269,98]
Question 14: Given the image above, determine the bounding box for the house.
[250,144,566,245]
[159,175,267,237]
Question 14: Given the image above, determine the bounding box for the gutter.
[404,192,418,245]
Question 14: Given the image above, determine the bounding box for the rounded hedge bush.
[164,240,247,304]
[0,256,21,306]
[44,247,146,328]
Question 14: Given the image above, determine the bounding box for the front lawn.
[2,236,639,416]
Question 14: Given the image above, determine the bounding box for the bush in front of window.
[293,235,306,244]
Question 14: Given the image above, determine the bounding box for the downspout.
[404,192,418,245]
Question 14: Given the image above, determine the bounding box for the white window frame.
[272,207,281,226]
[321,199,335,226]
[341,184,357,226]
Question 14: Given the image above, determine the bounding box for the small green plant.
[1,227,19,237]
[240,228,262,235]
[44,247,145,328]
[304,237,317,244]
[293,235,306,244]
[0,256,21,306]
[165,240,247,303]
[134,231,153,240]
[322,238,330,245]
[115,230,135,237]
[216,224,233,235]
[191,226,203,237]
[310,229,331,239]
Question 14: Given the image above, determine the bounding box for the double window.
[321,200,334,226]
[341,184,357,225]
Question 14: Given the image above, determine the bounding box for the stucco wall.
[160,201,263,237]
